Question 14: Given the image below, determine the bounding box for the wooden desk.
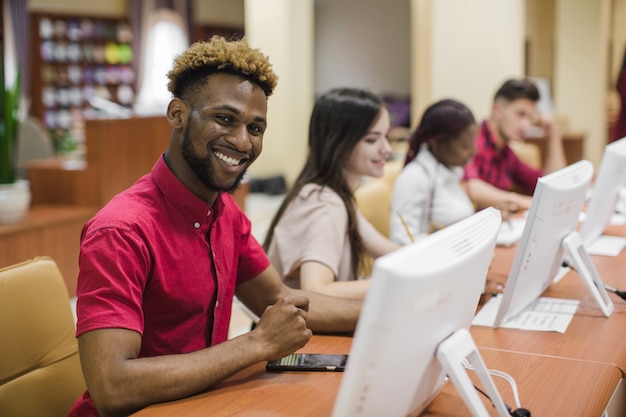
[130,335,620,417]
[424,348,620,417]
[128,223,626,417]
[473,223,626,373]
[131,335,350,417]
[0,205,96,297]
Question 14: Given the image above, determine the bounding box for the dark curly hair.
[167,36,279,100]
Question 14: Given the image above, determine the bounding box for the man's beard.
[181,127,248,194]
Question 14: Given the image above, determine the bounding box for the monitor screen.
[493,160,594,328]
[332,207,501,417]
[579,136,626,246]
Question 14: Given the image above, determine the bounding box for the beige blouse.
[266,183,379,288]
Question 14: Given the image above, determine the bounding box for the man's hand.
[495,192,532,220]
[537,114,567,174]
[537,114,561,143]
[252,296,313,361]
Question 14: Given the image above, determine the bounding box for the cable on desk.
[561,261,626,302]
[462,358,531,417]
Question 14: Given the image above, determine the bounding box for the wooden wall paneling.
[27,158,99,206]
[0,206,96,297]
[524,131,585,166]
[85,116,171,205]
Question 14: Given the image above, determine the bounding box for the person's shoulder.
[396,160,421,181]
[395,156,429,185]
[85,180,157,233]
[299,183,343,206]
[472,120,490,145]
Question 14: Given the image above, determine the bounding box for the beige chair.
[509,140,542,169]
[382,159,404,188]
[354,178,393,277]
[0,257,86,417]
[355,177,393,239]
[354,160,404,239]
[354,161,404,277]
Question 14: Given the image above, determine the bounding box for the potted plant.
[0,61,30,224]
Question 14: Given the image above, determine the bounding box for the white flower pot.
[0,180,31,224]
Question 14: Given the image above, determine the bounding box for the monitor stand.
[436,328,510,417]
[561,231,614,317]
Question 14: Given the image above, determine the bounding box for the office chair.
[16,116,55,177]
[509,140,542,169]
[0,256,86,417]
[382,159,403,188]
[355,177,394,238]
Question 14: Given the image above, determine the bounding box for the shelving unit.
[29,12,135,150]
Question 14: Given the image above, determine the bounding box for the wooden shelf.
[29,12,135,145]
[0,205,97,297]
[27,115,171,207]
[524,131,585,167]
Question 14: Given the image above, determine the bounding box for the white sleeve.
[390,164,430,245]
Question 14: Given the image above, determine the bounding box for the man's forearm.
[543,134,567,174]
[80,330,271,417]
[297,289,362,333]
[541,118,566,174]
[464,179,514,210]
[463,179,532,214]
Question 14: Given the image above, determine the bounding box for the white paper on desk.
[586,235,626,257]
[472,295,579,333]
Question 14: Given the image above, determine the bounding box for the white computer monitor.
[332,208,506,417]
[579,136,626,247]
[493,160,613,329]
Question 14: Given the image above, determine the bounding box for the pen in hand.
[397,212,415,243]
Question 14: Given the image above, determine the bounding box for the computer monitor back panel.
[579,136,626,246]
[332,208,501,417]
[493,160,593,328]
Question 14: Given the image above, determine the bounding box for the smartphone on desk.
[266,353,348,372]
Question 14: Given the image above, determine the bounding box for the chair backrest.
[382,159,403,188]
[355,177,393,238]
[354,160,403,239]
[509,140,542,169]
[0,257,85,417]
[16,116,55,176]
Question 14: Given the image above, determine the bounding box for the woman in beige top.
[263,88,400,299]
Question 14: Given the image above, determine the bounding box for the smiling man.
[69,37,362,417]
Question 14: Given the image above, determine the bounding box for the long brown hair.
[263,88,385,279]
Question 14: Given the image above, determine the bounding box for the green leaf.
[0,69,21,185]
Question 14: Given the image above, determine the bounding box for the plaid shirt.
[463,121,542,195]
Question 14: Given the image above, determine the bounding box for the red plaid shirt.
[463,121,542,195]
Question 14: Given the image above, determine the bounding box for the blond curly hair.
[167,36,278,99]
